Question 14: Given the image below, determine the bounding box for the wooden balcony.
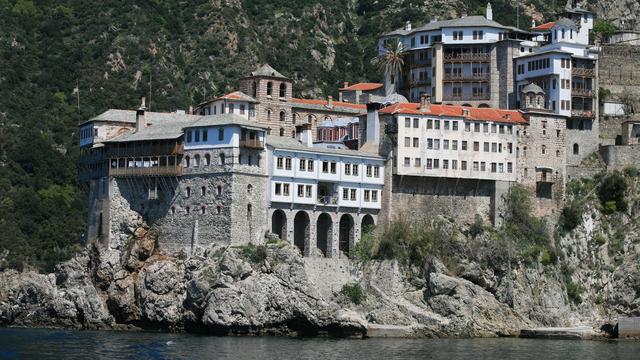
[442,95,490,101]
[240,138,265,149]
[572,68,595,77]
[571,88,595,97]
[107,143,183,158]
[571,110,595,119]
[444,53,490,62]
[109,165,182,177]
[443,73,490,82]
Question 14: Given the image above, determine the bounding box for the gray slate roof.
[317,117,359,128]
[291,102,364,114]
[83,109,201,125]
[522,83,545,94]
[553,18,578,30]
[247,64,287,79]
[383,15,528,37]
[185,113,269,131]
[266,135,382,159]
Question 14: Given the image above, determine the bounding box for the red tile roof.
[291,98,367,110]
[339,83,384,91]
[531,21,555,32]
[379,103,527,124]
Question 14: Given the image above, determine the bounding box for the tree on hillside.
[372,40,406,95]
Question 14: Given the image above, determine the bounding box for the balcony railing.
[572,68,595,77]
[239,138,265,149]
[442,95,491,101]
[443,73,490,82]
[409,61,432,69]
[109,165,182,177]
[444,53,490,62]
[317,195,339,206]
[571,110,595,118]
[571,88,595,97]
[107,143,183,158]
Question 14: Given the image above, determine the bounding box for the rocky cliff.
[1,173,638,337]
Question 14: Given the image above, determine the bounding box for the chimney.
[188,105,193,115]
[420,93,431,112]
[531,19,536,28]
[136,96,147,132]
[462,108,470,117]
[328,95,333,107]
[405,21,412,31]
[297,124,313,147]
[343,81,349,89]
[486,2,493,21]
[366,102,381,145]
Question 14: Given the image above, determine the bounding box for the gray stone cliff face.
[0,201,638,337]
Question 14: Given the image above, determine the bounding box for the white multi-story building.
[266,127,383,258]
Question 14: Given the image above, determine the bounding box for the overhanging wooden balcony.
[572,68,595,77]
[240,138,265,149]
[109,165,182,177]
[444,53,490,62]
[107,142,184,158]
[571,88,595,97]
[571,110,595,118]
[443,73,490,82]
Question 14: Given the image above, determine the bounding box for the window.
[433,159,439,169]
[427,138,433,149]
[483,142,489,152]
[216,185,222,196]
[404,137,411,147]
[483,123,488,133]
[434,139,440,150]
[491,163,497,173]
[330,161,337,174]
[322,161,329,173]
[267,82,273,96]
[404,157,411,167]
[461,141,467,151]
[452,140,458,150]
[186,187,191,198]
[305,185,312,198]
[573,143,579,155]
[350,189,356,201]
[194,154,201,167]
[308,160,314,171]
[285,157,292,170]
[405,118,411,128]
[413,138,419,148]
[187,131,192,142]
[229,104,234,114]
[184,156,190,168]
[204,154,211,166]
[491,143,497,153]
[473,141,479,151]
[297,185,304,197]
[452,121,458,131]
[343,188,349,200]
[435,120,440,130]
[218,128,224,141]
[283,183,290,196]
[374,166,380,177]
[452,160,457,169]
[267,110,272,121]
[372,190,378,202]
[366,165,373,177]
[277,157,284,169]
[443,159,449,169]
[186,206,190,215]
[427,119,433,129]
[461,161,467,170]
[465,122,471,132]
[413,118,419,128]
[345,163,351,175]
[275,183,282,195]
[364,190,370,202]
[480,162,486,172]
[474,123,480,132]
[426,158,433,169]
[279,83,286,97]
[240,104,245,115]
[201,186,206,196]
[473,161,479,171]
[279,128,284,136]
[247,184,253,194]
[299,158,306,171]
[444,121,450,130]
[415,158,421,167]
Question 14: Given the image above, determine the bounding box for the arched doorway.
[316,213,332,257]
[294,211,310,254]
[271,210,286,240]
[361,215,375,236]
[339,214,354,256]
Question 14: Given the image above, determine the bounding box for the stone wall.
[599,115,629,145]
[600,144,640,170]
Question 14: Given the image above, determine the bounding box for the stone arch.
[339,214,354,256]
[271,209,287,240]
[293,211,310,255]
[204,153,211,166]
[279,83,286,97]
[361,214,375,236]
[478,103,490,108]
[307,114,315,124]
[184,155,190,167]
[266,108,272,121]
[279,111,286,122]
[292,113,299,124]
[194,154,201,167]
[462,103,472,107]
[219,152,226,165]
[573,143,579,155]
[279,127,285,136]
[316,213,332,257]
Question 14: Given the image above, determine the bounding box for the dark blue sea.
[0,327,638,359]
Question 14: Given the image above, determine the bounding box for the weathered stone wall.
[600,144,640,170]
[495,41,518,109]
[599,45,640,97]
[599,115,629,145]
[389,175,495,225]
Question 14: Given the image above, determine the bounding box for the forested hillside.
[0,0,595,271]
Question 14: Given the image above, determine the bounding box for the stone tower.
[239,64,295,137]
[520,83,547,110]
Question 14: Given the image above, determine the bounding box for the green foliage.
[559,202,583,234]
[241,243,267,264]
[566,282,584,304]
[598,172,628,213]
[623,166,640,178]
[594,233,606,246]
[351,229,377,261]
[340,283,366,305]
[592,20,617,40]
[598,87,611,102]
[468,214,484,239]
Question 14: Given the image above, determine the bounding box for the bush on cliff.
[598,171,628,214]
[340,283,366,305]
[241,243,267,264]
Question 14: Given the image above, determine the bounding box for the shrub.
[594,233,607,246]
[468,214,484,238]
[340,283,366,305]
[598,172,628,213]
[351,230,378,261]
[623,166,640,178]
[566,282,584,304]
[241,243,267,264]
[559,202,583,233]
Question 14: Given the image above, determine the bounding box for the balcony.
[317,195,339,206]
[442,95,490,101]
[107,143,183,158]
[443,73,490,82]
[572,68,595,77]
[240,138,265,149]
[571,88,595,97]
[109,165,182,177]
[409,61,431,69]
[571,110,595,118]
[444,53,490,62]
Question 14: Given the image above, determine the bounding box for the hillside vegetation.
[0,0,608,271]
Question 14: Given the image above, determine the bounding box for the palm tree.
[372,40,407,95]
